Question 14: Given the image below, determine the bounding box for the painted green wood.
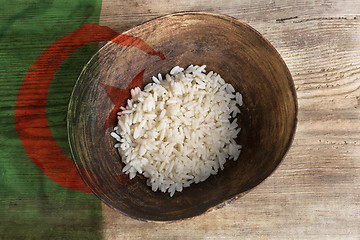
[0,0,103,239]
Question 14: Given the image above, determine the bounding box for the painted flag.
[0,0,104,239]
[1,0,168,238]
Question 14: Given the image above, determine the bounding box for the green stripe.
[0,0,103,239]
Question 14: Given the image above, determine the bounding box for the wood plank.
[99,0,360,33]
[100,0,360,238]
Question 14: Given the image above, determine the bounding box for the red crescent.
[14,23,164,192]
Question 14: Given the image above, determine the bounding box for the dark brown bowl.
[67,12,297,221]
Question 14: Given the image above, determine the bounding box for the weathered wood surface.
[100,0,360,239]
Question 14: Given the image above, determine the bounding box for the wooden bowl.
[67,12,297,221]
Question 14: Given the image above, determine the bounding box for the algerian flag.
[1,0,104,239]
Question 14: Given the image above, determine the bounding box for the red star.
[100,69,145,129]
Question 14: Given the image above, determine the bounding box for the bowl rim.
[67,11,298,222]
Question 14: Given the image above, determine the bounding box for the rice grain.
[112,65,243,197]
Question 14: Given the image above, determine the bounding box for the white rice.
[112,65,243,197]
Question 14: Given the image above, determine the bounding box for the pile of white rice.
[111,65,243,197]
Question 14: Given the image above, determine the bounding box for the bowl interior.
[67,12,297,221]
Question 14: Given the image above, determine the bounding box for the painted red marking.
[100,69,144,129]
[14,23,164,192]
[113,35,165,60]
[113,174,134,188]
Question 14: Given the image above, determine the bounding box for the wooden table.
[100,0,360,239]
[1,0,359,239]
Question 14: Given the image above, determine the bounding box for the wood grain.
[99,0,360,238]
